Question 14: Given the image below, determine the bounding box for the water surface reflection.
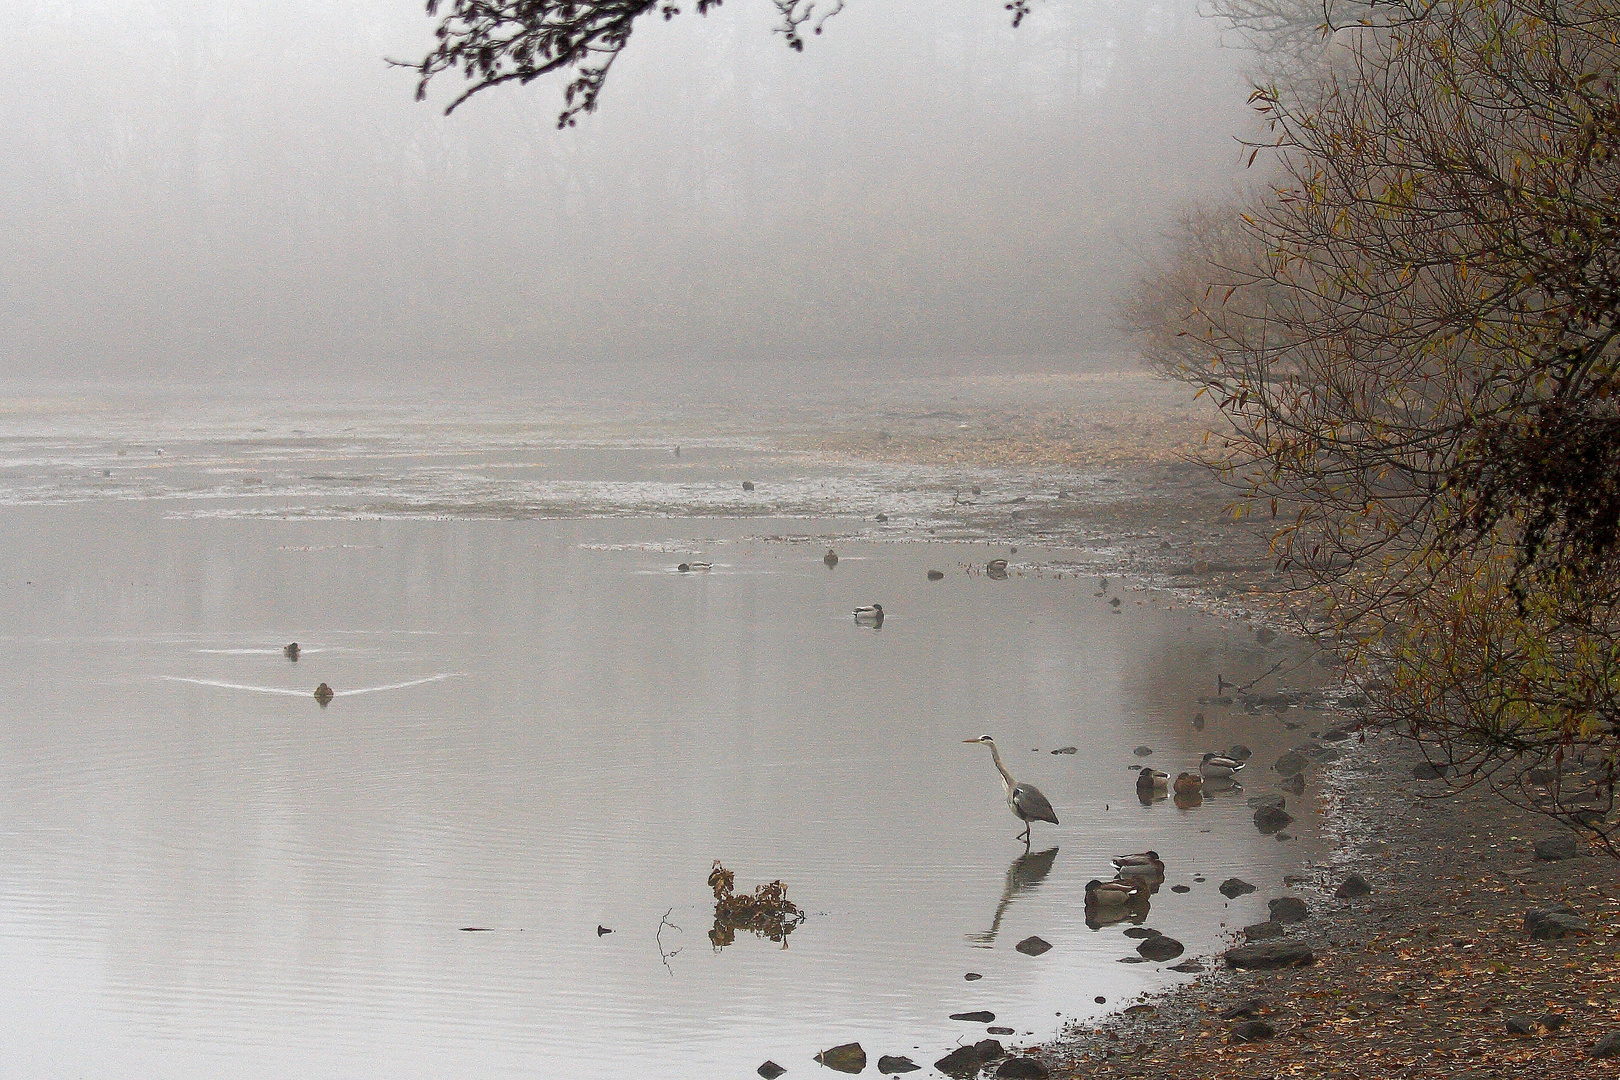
[0,503,1331,1078]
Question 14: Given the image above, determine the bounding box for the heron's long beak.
[962,738,980,744]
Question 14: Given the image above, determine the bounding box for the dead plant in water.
[707,861,805,949]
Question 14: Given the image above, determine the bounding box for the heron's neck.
[986,742,1015,795]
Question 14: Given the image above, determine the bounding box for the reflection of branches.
[656,907,682,976]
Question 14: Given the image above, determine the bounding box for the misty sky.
[1,1,1260,382]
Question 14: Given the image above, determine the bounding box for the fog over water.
[0,7,1315,1078]
[3,1,1258,383]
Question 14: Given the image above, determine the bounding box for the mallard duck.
[1200,752,1246,778]
[964,735,1059,844]
[1085,878,1147,907]
[313,682,334,705]
[1173,772,1202,795]
[853,604,884,625]
[1135,768,1169,790]
[1112,851,1165,879]
[824,548,839,568]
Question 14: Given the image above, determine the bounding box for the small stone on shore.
[1230,1019,1277,1042]
[1505,1015,1538,1036]
[1335,872,1373,899]
[1244,921,1284,941]
[1533,835,1579,861]
[996,1057,1049,1079]
[1168,960,1204,972]
[1269,897,1308,924]
[1410,762,1446,780]
[1593,1032,1620,1060]
[1225,940,1315,969]
[1540,1012,1567,1031]
[988,1026,1014,1035]
[1221,999,1267,1020]
[877,1055,920,1074]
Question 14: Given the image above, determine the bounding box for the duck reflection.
[967,845,1058,945]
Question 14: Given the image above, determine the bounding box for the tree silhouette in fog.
[400,0,1032,125]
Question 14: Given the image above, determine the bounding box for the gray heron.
[963,735,1059,844]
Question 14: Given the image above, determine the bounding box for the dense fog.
[0,1,1260,383]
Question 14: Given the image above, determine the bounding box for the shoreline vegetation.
[812,372,1620,1077]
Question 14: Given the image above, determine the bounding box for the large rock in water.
[1220,877,1257,899]
[1137,935,1185,961]
[935,1045,983,1078]
[1274,751,1310,777]
[1225,941,1316,969]
[1254,805,1294,834]
[816,1043,867,1074]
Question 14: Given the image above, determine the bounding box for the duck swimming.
[1135,768,1169,790]
[1173,772,1202,795]
[1085,878,1148,908]
[1112,851,1165,879]
[853,604,884,625]
[824,548,839,568]
[1200,752,1246,779]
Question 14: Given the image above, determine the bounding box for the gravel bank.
[1028,730,1620,1079]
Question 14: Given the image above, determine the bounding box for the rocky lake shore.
[804,368,1620,1078]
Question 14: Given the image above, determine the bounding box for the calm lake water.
[0,385,1330,1078]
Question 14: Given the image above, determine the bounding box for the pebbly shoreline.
[1026,728,1620,1079]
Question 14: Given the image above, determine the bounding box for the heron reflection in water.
[968,845,1058,945]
